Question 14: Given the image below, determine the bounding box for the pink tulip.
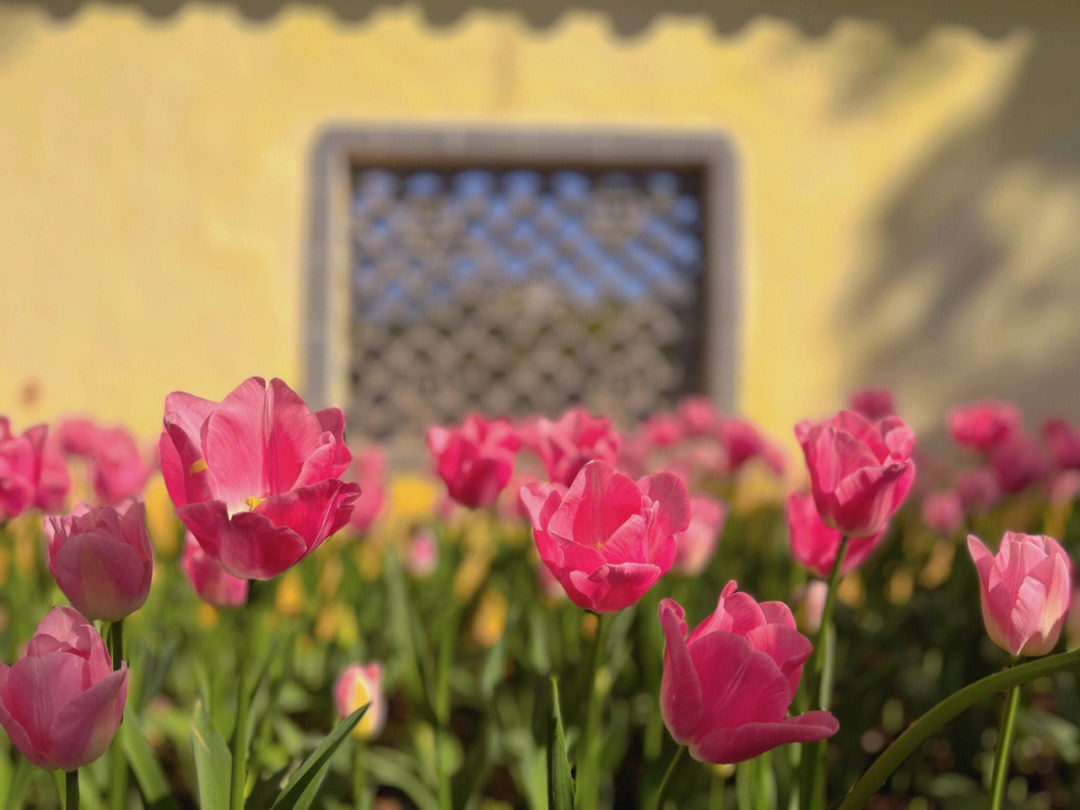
[405,530,439,578]
[526,407,622,487]
[521,460,689,613]
[794,580,828,634]
[159,377,360,580]
[45,501,153,622]
[786,491,884,578]
[333,662,386,738]
[987,433,1050,494]
[427,415,519,509]
[921,490,964,535]
[947,400,1021,452]
[677,396,722,437]
[795,410,915,537]
[182,534,248,608]
[672,495,727,575]
[0,418,71,520]
[719,418,787,475]
[1043,418,1080,470]
[640,412,685,448]
[956,468,1001,514]
[968,532,1073,657]
[0,607,128,771]
[346,448,386,533]
[658,584,838,764]
[1049,470,1080,505]
[58,417,153,505]
[849,387,896,421]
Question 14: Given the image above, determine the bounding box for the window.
[306,127,739,445]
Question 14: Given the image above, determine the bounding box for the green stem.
[576,613,611,810]
[230,609,253,810]
[804,536,849,810]
[353,741,373,810]
[434,604,455,810]
[652,746,687,810]
[66,770,79,810]
[989,682,1022,810]
[708,767,726,810]
[837,648,1080,810]
[108,620,127,810]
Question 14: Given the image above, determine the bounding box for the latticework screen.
[346,165,708,439]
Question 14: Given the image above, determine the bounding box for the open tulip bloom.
[159,377,360,580]
[795,410,915,538]
[967,532,1073,657]
[521,460,689,613]
[0,417,71,521]
[0,607,128,772]
[658,584,838,764]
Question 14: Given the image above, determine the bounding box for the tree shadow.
[839,10,1080,432]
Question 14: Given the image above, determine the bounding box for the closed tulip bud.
[795,410,915,537]
[0,607,128,771]
[658,584,838,764]
[182,534,248,608]
[1044,418,1080,470]
[956,468,1001,514]
[333,663,386,739]
[159,377,360,580]
[921,490,963,535]
[967,532,1073,657]
[848,387,896,421]
[521,460,689,613]
[987,433,1050,494]
[672,495,727,575]
[45,501,153,622]
[786,491,884,578]
[947,400,1022,452]
[427,415,519,509]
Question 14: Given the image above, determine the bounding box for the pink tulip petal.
[549,463,643,550]
[598,515,649,564]
[639,472,691,538]
[565,563,660,613]
[659,599,702,744]
[52,533,149,622]
[178,501,307,580]
[0,665,51,769]
[690,632,792,732]
[48,667,128,772]
[314,408,346,440]
[255,479,361,553]
[744,624,813,697]
[692,712,839,764]
[294,434,353,488]
[202,377,271,508]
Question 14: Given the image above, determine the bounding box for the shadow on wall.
[10,0,1072,38]
[837,7,1080,433]
[10,0,1080,429]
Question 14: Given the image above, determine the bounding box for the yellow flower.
[276,571,304,617]
[471,589,508,648]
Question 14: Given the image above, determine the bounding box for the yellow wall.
[1,3,1077,447]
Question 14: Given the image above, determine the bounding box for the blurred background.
[2,1,1078,450]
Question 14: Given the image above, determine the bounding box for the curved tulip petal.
[178,501,308,580]
[48,667,128,772]
[658,599,701,744]
[692,712,839,764]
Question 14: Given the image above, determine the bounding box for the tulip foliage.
[2,386,1080,809]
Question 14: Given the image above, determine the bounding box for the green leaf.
[548,676,574,810]
[2,757,33,810]
[269,705,368,810]
[363,747,439,810]
[837,647,1080,810]
[192,700,232,810]
[120,712,182,810]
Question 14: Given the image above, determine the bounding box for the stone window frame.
[304,124,741,428]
